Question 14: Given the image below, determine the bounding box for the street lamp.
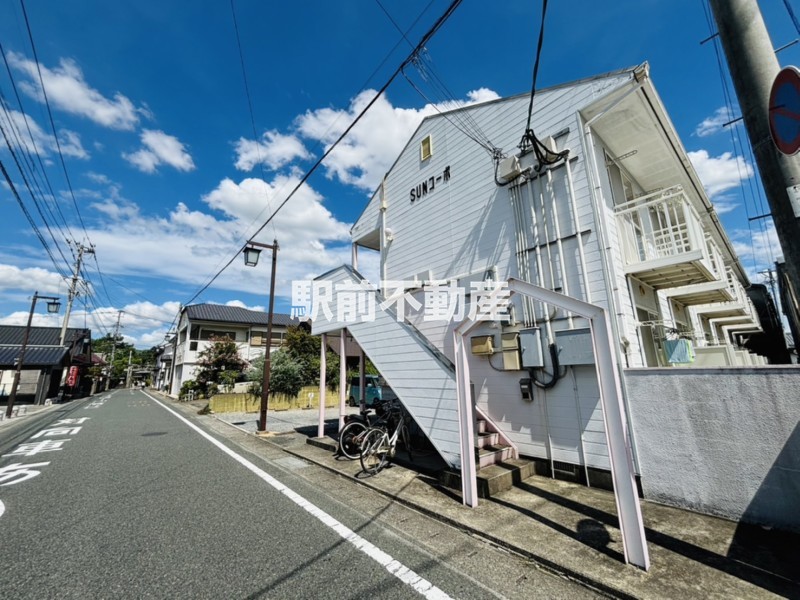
[5,291,60,419]
[243,240,278,433]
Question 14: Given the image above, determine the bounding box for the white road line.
[0,500,4,519]
[144,392,453,600]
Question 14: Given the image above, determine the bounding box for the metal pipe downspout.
[565,157,593,304]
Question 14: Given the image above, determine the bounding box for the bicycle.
[359,404,413,475]
[338,400,390,460]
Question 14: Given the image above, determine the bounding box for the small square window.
[420,135,433,161]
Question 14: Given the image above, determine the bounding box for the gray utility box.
[519,328,544,368]
[555,328,595,365]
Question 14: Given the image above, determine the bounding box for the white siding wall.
[360,75,635,468]
[312,267,462,466]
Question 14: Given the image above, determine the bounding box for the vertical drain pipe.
[535,174,560,337]
[524,177,551,336]
[510,184,532,326]
[565,157,593,304]
[546,168,575,329]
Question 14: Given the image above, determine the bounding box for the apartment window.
[199,329,236,341]
[420,135,433,161]
[251,331,285,347]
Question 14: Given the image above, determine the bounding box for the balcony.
[615,186,719,289]
[659,237,732,305]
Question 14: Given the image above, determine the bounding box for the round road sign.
[770,65,800,155]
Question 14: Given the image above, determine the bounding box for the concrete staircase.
[312,265,532,497]
[440,417,535,498]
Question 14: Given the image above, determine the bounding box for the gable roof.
[183,304,294,327]
[0,346,69,368]
[0,326,90,347]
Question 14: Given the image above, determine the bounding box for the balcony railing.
[615,185,716,287]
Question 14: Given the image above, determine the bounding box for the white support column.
[318,333,327,438]
[359,349,366,411]
[351,243,358,271]
[452,326,478,508]
[506,278,650,571]
[339,331,347,431]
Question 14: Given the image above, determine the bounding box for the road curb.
[263,434,634,599]
[180,402,633,599]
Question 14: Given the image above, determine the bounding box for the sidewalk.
[214,406,799,599]
[0,401,59,427]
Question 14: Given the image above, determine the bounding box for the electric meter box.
[519,328,544,368]
[555,328,595,365]
[471,335,494,356]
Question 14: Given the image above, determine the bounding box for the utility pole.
[108,310,123,387]
[709,0,800,311]
[60,242,95,346]
[126,350,133,388]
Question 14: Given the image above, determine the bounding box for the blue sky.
[0,0,797,347]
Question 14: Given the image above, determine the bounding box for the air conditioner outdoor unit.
[497,155,521,183]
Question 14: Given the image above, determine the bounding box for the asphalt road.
[0,389,600,599]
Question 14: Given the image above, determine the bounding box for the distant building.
[169,304,294,396]
[0,326,91,404]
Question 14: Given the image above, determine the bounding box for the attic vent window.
[420,135,433,161]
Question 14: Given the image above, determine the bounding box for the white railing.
[705,235,726,280]
[615,185,706,267]
[725,267,749,306]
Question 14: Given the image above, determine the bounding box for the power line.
[783,0,800,36]
[0,107,72,271]
[178,0,465,309]
[517,0,568,168]
[701,0,776,275]
[0,42,76,241]
[19,0,90,241]
[375,0,497,154]
[0,159,67,278]
[229,0,277,240]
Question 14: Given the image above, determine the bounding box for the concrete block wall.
[625,367,800,532]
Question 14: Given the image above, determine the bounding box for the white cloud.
[70,173,354,303]
[0,109,88,159]
[694,106,735,138]
[687,149,754,198]
[234,130,310,171]
[730,222,783,282]
[0,310,62,328]
[123,129,195,173]
[294,88,499,191]
[8,52,142,130]
[224,299,265,311]
[0,264,64,293]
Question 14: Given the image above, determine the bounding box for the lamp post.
[243,240,278,433]
[5,291,60,419]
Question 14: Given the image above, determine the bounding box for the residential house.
[169,304,294,396]
[311,65,799,530]
[0,325,91,404]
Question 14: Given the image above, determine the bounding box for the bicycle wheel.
[338,422,366,460]
[360,428,389,475]
[400,424,413,463]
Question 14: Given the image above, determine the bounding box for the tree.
[248,349,304,397]
[283,324,339,387]
[194,336,247,395]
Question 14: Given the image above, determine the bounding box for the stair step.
[475,431,499,448]
[476,419,487,434]
[438,458,535,498]
[475,444,514,469]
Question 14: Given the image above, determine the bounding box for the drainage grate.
[553,460,578,475]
